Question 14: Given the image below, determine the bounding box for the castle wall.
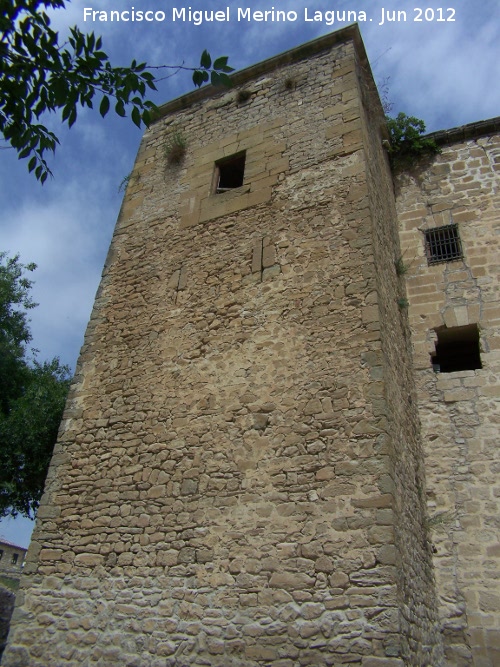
[396,122,500,667]
[356,67,444,666]
[3,29,442,667]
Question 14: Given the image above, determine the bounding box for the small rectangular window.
[0,550,3,560]
[214,152,246,194]
[12,553,18,565]
[425,224,462,264]
[431,324,482,373]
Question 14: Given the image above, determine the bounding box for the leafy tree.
[0,252,71,518]
[386,112,441,169]
[0,0,233,182]
[0,252,37,415]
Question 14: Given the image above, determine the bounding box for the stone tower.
[3,25,457,666]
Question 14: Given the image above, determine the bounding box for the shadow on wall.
[0,579,17,661]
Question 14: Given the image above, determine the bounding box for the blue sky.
[1,0,499,548]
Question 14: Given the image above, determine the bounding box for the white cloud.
[3,175,119,368]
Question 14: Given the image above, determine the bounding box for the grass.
[0,575,20,592]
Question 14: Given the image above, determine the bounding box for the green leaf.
[217,73,232,88]
[131,106,141,128]
[192,70,204,88]
[115,100,126,117]
[68,107,77,128]
[62,105,72,123]
[210,71,221,87]
[200,49,211,70]
[51,77,68,105]
[99,95,110,117]
[213,56,228,70]
[143,74,157,91]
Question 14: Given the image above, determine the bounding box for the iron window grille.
[424,224,462,265]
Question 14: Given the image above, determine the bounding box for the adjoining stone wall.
[396,122,500,666]
[3,28,444,667]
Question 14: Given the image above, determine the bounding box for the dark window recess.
[214,152,246,193]
[12,553,18,565]
[431,324,482,373]
[425,224,462,264]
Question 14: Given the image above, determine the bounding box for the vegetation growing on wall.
[386,112,441,170]
[165,132,187,165]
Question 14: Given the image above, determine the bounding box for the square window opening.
[424,224,462,265]
[431,324,482,373]
[214,152,246,194]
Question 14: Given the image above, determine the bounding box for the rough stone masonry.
[396,117,500,666]
[3,25,499,667]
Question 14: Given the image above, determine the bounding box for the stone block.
[251,242,262,273]
[262,244,277,269]
[262,264,281,281]
[362,657,404,666]
[74,554,104,567]
[38,549,63,561]
[352,495,393,509]
[269,572,315,590]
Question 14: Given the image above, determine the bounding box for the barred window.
[424,224,462,264]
